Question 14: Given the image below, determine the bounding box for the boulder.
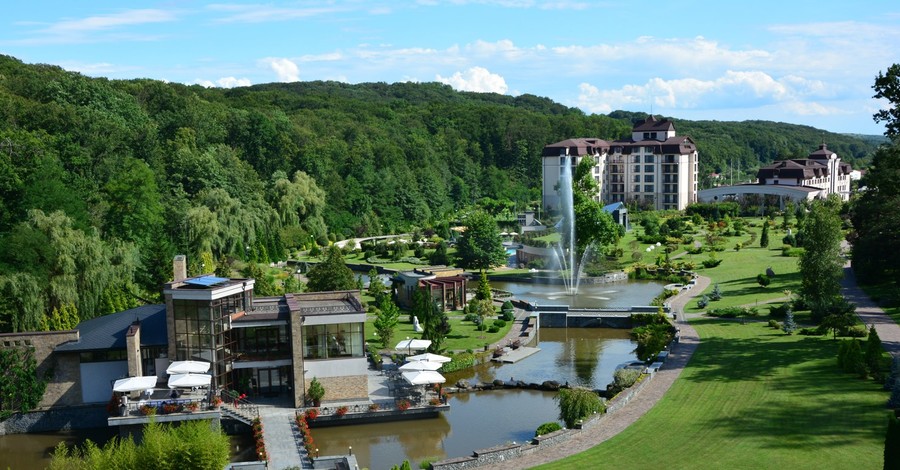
[493,379,506,388]
[541,380,560,391]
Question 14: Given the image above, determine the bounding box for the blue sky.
[2,1,899,135]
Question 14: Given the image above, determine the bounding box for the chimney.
[173,255,187,282]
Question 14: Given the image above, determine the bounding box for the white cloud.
[577,70,839,114]
[10,9,176,45]
[260,58,300,82]
[43,9,176,34]
[436,66,508,93]
[207,4,346,23]
[193,77,252,88]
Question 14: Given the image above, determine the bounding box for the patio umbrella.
[399,361,443,372]
[166,360,210,375]
[401,370,446,386]
[395,338,431,354]
[167,373,212,389]
[113,376,158,393]
[406,352,451,363]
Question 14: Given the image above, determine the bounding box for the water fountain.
[552,153,594,295]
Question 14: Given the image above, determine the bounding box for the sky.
[1,1,899,135]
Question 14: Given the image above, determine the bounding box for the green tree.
[240,263,279,297]
[429,240,450,265]
[306,377,325,406]
[760,222,770,248]
[556,387,605,428]
[756,273,771,288]
[102,157,164,247]
[782,309,797,335]
[799,198,845,319]
[454,210,507,271]
[470,298,495,332]
[821,300,858,340]
[0,347,47,419]
[873,63,900,139]
[886,415,900,470]
[305,245,356,292]
[865,326,884,374]
[572,157,621,255]
[367,267,386,302]
[414,291,451,353]
[475,273,493,301]
[374,297,400,349]
[49,419,229,470]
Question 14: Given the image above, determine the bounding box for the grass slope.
[542,319,888,469]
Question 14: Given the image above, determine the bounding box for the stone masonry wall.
[0,330,81,407]
[0,405,107,436]
[318,375,368,402]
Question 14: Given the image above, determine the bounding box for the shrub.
[488,326,500,333]
[707,306,758,318]
[701,257,722,268]
[556,387,605,428]
[612,369,642,391]
[768,302,792,318]
[782,310,797,335]
[499,308,515,322]
[493,319,507,328]
[440,352,475,374]
[697,295,709,309]
[767,319,781,329]
[781,246,804,257]
[535,422,563,437]
[756,274,771,287]
[307,377,325,406]
[798,327,821,336]
[843,325,867,338]
[710,283,723,301]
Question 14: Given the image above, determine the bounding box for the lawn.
[541,318,890,469]
[365,315,512,353]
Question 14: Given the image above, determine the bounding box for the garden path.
[485,275,710,469]
[842,261,900,357]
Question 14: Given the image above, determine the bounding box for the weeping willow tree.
[0,210,138,332]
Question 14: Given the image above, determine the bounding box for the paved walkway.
[487,276,710,469]
[841,262,900,357]
[259,405,310,470]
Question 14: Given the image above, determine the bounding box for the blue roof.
[183,275,230,287]
[55,304,168,352]
[603,202,626,213]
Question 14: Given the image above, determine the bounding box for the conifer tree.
[760,222,769,248]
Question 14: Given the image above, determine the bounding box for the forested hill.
[0,54,882,331]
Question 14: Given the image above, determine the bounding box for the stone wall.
[0,330,82,407]
[0,405,108,436]
[318,375,368,402]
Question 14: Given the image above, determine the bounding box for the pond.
[490,278,665,309]
[312,327,637,469]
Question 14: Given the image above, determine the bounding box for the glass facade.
[172,294,244,390]
[302,323,364,360]
[233,326,290,361]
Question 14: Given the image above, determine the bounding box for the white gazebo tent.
[167,373,212,389]
[399,361,443,372]
[395,338,432,355]
[401,370,446,386]
[166,360,211,375]
[113,376,158,393]
[406,352,451,363]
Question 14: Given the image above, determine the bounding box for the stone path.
[486,276,710,469]
[259,405,311,470]
[841,262,900,357]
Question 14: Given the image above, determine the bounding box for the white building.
[542,116,699,212]
[755,144,852,201]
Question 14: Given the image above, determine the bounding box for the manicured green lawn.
[541,318,890,469]
[365,315,512,353]
[685,244,802,313]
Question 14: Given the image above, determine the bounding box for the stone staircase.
[219,402,258,425]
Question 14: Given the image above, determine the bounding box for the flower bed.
[296,413,316,457]
[251,417,267,462]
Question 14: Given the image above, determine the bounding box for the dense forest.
[0,54,884,332]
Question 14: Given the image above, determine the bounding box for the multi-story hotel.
[542,116,699,211]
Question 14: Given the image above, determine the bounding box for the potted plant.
[187,402,199,413]
[211,397,223,409]
[139,404,156,416]
[368,403,379,412]
[429,397,441,406]
[335,405,349,417]
[396,399,411,411]
[305,408,319,420]
[307,377,325,407]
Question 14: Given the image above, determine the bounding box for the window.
[644,165,654,173]
[633,185,641,193]
[302,323,365,360]
[644,185,654,193]
[644,175,654,182]
[644,155,654,163]
[633,175,640,183]
[632,155,640,162]
[560,157,566,165]
[634,165,641,173]
[645,146,655,153]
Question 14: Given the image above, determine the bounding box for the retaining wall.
[0,405,108,436]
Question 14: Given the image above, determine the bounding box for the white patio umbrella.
[399,361,443,372]
[401,370,446,386]
[166,360,210,375]
[113,376,158,393]
[395,338,431,354]
[406,352,451,363]
[167,373,212,389]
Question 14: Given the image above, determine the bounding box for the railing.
[118,397,210,417]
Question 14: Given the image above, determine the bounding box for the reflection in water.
[447,328,635,390]
[312,390,559,470]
